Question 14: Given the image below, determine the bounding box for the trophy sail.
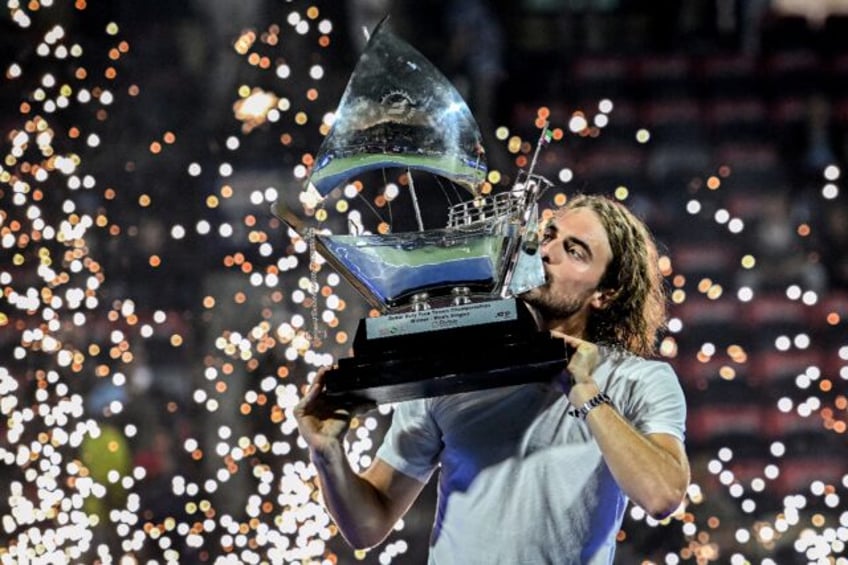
[307,18,487,197]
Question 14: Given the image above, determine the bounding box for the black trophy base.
[323,298,568,404]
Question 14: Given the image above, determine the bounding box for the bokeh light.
[2,2,847,565]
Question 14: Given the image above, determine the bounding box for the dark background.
[2,1,847,563]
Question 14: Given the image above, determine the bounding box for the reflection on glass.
[308,18,487,196]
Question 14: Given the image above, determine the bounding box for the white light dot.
[686,200,701,214]
[824,164,840,181]
[822,183,839,199]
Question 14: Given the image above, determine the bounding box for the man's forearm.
[584,401,689,518]
[310,441,396,549]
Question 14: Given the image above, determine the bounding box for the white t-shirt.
[375,346,687,564]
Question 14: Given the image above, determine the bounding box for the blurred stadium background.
[2,1,847,563]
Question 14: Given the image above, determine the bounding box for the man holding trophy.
[289,21,689,563]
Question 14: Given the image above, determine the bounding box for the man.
[295,194,689,563]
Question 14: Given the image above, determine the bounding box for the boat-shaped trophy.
[277,19,568,403]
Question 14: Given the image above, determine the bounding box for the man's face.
[521,207,613,327]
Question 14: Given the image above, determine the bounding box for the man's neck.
[545,314,587,339]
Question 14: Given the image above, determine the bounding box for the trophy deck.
[322,299,569,404]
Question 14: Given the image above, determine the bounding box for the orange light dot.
[163,131,176,144]
[319,35,330,47]
[707,176,721,190]
[149,141,162,154]
[826,312,840,325]
[105,67,117,80]
[797,223,811,237]
[149,255,161,267]
[216,381,228,393]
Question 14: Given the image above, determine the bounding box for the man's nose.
[540,239,553,263]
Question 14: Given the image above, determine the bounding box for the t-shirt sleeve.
[619,359,687,442]
[375,399,443,483]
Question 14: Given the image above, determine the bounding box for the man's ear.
[590,288,618,311]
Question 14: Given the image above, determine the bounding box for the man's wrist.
[574,392,614,419]
[568,382,601,406]
[309,439,345,468]
[568,382,615,420]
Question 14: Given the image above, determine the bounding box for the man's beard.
[520,282,586,323]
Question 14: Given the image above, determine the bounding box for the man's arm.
[570,390,689,518]
[295,369,428,549]
[557,334,690,519]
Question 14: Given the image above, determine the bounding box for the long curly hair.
[561,194,667,357]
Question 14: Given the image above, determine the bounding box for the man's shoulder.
[597,346,678,383]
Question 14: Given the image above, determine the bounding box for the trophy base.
[323,298,568,404]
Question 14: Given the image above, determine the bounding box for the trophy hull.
[316,227,508,310]
[322,298,568,404]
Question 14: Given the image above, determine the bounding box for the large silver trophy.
[278,20,567,403]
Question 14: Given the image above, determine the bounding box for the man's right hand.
[293,367,375,458]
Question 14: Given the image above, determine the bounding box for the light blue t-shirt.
[375,346,687,564]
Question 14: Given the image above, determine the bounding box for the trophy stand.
[322,297,569,404]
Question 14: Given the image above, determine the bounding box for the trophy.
[277,19,568,404]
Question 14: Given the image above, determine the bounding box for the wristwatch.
[576,392,613,419]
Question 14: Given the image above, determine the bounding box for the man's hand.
[294,367,375,459]
[550,331,603,405]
